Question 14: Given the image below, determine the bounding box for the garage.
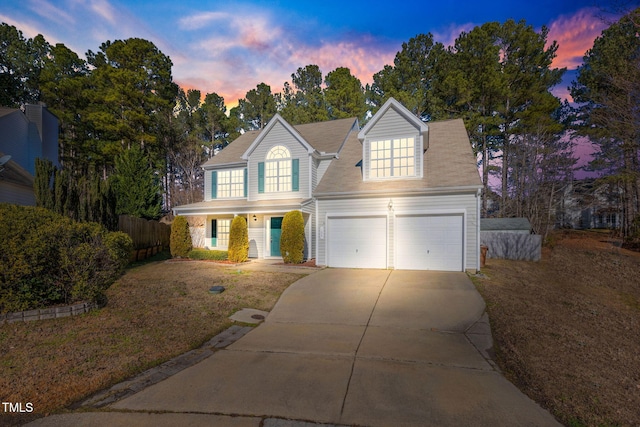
[327,216,387,268]
[395,214,464,271]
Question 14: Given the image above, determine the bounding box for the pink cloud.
[175,37,396,110]
[88,0,117,24]
[290,40,396,87]
[178,11,228,30]
[547,7,608,70]
[28,0,75,25]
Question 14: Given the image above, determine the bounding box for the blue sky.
[1,0,636,106]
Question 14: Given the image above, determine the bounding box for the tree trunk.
[482,135,489,216]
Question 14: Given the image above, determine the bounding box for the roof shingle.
[314,118,481,196]
[201,117,357,168]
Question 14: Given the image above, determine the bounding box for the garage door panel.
[328,217,386,269]
[396,215,463,271]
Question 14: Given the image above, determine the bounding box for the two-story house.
[0,104,59,205]
[173,98,482,272]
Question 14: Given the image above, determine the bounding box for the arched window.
[265,145,291,192]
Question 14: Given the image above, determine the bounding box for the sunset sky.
[2,0,635,108]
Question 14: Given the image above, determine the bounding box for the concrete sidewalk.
[27,269,560,426]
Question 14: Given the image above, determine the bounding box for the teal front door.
[270,217,283,256]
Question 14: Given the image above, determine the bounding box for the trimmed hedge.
[228,216,249,263]
[281,210,305,264]
[188,249,228,261]
[0,203,133,313]
[170,216,192,258]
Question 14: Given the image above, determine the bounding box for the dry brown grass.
[474,230,640,427]
[0,257,305,425]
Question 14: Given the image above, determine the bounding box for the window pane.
[265,158,292,192]
[218,219,230,247]
[267,145,291,160]
[369,137,418,179]
[217,170,245,198]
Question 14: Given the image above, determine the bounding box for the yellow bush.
[281,210,305,263]
[228,216,249,262]
[170,216,192,258]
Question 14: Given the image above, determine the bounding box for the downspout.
[477,188,481,273]
[309,153,313,196]
[315,195,319,262]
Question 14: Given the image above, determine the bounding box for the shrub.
[104,231,135,270]
[280,210,305,264]
[228,216,249,263]
[170,216,192,258]
[188,249,228,261]
[0,203,133,312]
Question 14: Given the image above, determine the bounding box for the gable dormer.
[242,114,316,201]
[358,98,428,181]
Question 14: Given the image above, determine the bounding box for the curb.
[78,325,253,408]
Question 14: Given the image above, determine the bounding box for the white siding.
[311,158,318,191]
[317,193,479,271]
[301,202,315,259]
[365,108,421,140]
[248,215,265,258]
[316,158,333,185]
[204,169,212,201]
[247,121,311,201]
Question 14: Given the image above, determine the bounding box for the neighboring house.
[481,218,533,234]
[0,104,59,206]
[480,217,541,262]
[173,98,483,272]
[556,179,623,230]
[0,150,35,205]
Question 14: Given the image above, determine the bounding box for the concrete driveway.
[28,269,560,426]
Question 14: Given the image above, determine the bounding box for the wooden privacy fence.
[118,215,171,261]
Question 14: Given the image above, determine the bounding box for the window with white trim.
[217,219,230,247]
[370,137,415,178]
[217,170,244,198]
[265,145,291,192]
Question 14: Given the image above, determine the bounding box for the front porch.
[184,211,312,260]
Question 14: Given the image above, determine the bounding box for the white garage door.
[395,214,463,271]
[328,216,387,268]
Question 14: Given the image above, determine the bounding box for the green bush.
[188,249,228,261]
[0,203,133,312]
[170,216,192,258]
[104,231,135,270]
[280,210,305,264]
[228,216,249,263]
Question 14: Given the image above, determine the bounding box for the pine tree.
[34,158,55,210]
[112,146,162,220]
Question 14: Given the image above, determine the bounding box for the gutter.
[314,185,483,200]
[202,161,247,170]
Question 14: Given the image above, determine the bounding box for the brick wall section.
[0,302,97,324]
